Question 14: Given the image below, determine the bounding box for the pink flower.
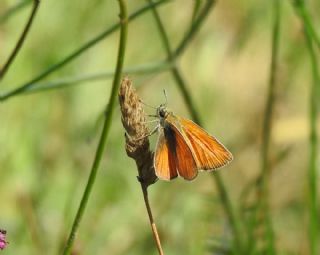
[0,229,8,250]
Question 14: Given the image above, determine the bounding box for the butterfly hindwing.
[154,130,178,180]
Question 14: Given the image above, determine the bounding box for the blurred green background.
[0,0,319,254]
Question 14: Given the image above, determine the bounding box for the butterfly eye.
[159,109,166,118]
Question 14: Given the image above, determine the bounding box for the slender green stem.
[146,0,172,57]
[292,0,320,50]
[247,2,281,254]
[0,0,40,80]
[168,0,215,123]
[290,1,319,254]
[191,0,202,24]
[1,61,173,96]
[18,193,45,255]
[147,0,242,252]
[303,13,319,255]
[0,0,32,24]
[172,0,216,60]
[258,0,281,253]
[171,66,201,123]
[56,176,79,254]
[61,1,128,254]
[146,0,216,122]
[0,0,170,102]
[213,172,243,253]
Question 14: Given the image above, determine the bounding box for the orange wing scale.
[179,117,233,170]
[172,127,198,180]
[154,131,178,180]
[154,114,233,181]
[154,127,198,181]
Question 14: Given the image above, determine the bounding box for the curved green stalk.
[303,12,319,255]
[191,0,202,24]
[292,0,320,50]
[288,1,319,255]
[0,0,40,80]
[146,0,215,122]
[172,0,216,60]
[0,0,170,102]
[0,0,32,24]
[2,61,173,95]
[146,0,216,124]
[245,2,281,255]
[61,1,128,254]
[257,0,280,253]
[146,0,242,252]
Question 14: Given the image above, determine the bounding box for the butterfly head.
[156,104,169,119]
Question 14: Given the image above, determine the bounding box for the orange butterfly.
[152,104,233,181]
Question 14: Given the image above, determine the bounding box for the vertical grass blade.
[246,1,281,254]
[61,1,128,254]
[304,19,319,255]
[146,0,243,252]
[292,1,319,254]
[259,0,281,254]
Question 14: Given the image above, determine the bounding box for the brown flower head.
[118,77,157,186]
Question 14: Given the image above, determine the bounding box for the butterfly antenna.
[163,89,168,107]
[139,99,157,109]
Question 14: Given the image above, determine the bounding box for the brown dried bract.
[118,77,157,186]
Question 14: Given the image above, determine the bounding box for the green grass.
[0,1,319,254]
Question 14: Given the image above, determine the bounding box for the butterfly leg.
[141,119,159,124]
[132,124,159,141]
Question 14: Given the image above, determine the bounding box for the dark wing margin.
[179,117,233,170]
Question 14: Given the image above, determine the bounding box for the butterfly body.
[154,105,233,181]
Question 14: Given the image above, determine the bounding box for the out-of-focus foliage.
[0,1,319,254]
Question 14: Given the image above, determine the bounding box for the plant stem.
[0,0,32,24]
[259,0,281,253]
[289,1,320,254]
[247,2,281,254]
[171,67,201,123]
[141,184,164,255]
[191,0,202,24]
[18,192,45,255]
[149,0,216,123]
[172,0,216,60]
[303,13,319,255]
[147,0,242,252]
[61,1,128,254]
[146,0,215,122]
[292,0,320,50]
[0,0,170,102]
[213,173,243,253]
[1,61,173,96]
[0,0,40,81]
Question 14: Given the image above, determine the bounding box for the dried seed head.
[118,77,157,186]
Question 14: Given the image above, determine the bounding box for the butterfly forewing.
[178,117,233,170]
[154,130,178,180]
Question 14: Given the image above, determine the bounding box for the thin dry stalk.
[118,77,163,255]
